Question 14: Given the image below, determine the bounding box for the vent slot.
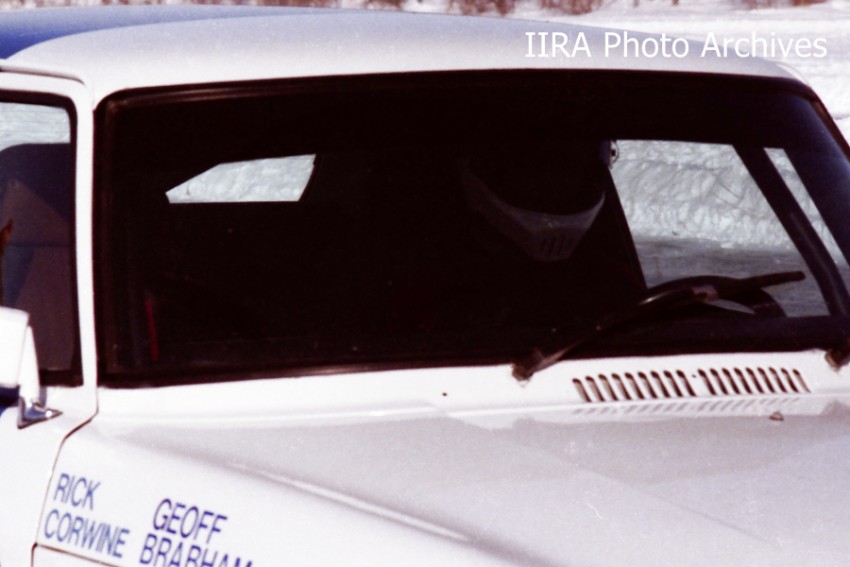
[574,365,809,404]
[574,369,695,403]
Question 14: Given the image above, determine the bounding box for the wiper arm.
[512,271,805,381]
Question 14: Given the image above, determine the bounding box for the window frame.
[93,70,850,388]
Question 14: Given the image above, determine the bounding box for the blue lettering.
[167,541,184,567]
[139,533,157,565]
[80,521,101,549]
[181,506,200,538]
[42,506,132,561]
[96,523,126,557]
[186,545,202,567]
[113,527,129,558]
[208,515,227,544]
[53,473,71,503]
[71,477,88,507]
[154,499,172,531]
[82,480,99,510]
[43,509,60,539]
[147,498,248,567]
[53,474,99,509]
[196,511,213,542]
[96,523,111,553]
[167,502,185,535]
[57,512,72,542]
[200,548,218,567]
[156,536,172,567]
[68,515,84,545]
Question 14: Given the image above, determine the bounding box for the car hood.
[172,409,850,566]
[45,356,850,566]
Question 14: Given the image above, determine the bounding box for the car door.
[0,71,98,566]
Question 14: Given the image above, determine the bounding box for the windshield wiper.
[512,271,805,381]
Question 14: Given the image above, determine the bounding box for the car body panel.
[38,351,850,566]
[1,6,849,567]
[0,71,97,567]
[1,6,792,108]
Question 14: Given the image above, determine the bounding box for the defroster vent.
[573,366,810,404]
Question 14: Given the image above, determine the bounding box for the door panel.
[0,72,97,567]
[34,546,108,566]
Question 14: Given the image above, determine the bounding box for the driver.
[460,139,610,262]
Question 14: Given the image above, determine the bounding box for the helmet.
[461,140,609,262]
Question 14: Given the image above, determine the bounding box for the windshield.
[98,72,850,385]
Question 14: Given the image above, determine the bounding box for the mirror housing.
[0,306,29,390]
[0,306,61,428]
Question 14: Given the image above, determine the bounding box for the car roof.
[0,5,794,106]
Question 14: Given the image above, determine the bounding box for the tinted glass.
[100,73,850,384]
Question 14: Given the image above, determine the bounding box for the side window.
[611,140,829,317]
[0,101,75,379]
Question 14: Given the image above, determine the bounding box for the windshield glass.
[99,72,850,384]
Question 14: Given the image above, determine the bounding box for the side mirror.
[0,306,29,389]
[0,306,61,428]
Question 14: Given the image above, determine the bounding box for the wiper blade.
[512,271,805,381]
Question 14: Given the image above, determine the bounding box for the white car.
[3,5,850,566]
